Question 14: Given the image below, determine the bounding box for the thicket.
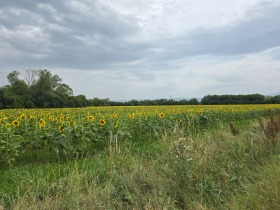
[0,70,279,109]
[0,70,200,108]
[201,93,280,104]
[0,70,86,108]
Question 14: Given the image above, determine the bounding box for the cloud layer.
[1,0,280,100]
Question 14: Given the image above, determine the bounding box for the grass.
[228,162,280,210]
[0,115,280,209]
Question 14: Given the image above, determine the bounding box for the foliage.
[0,70,81,109]
[201,93,280,105]
[0,132,22,167]
[259,111,280,148]
[1,70,280,108]
[0,111,279,209]
[0,70,201,108]
[0,104,280,167]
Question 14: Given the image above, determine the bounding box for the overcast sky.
[1,0,280,100]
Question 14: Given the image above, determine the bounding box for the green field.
[1,105,280,209]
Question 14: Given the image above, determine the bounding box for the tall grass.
[0,116,279,209]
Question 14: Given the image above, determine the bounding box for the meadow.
[1,104,280,209]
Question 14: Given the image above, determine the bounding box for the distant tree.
[265,95,280,104]
[129,99,139,106]
[189,98,199,105]
[29,70,73,107]
[2,70,35,108]
[73,95,88,107]
[201,94,267,105]
[7,71,20,85]
[25,69,40,87]
[0,69,76,108]
[55,83,73,97]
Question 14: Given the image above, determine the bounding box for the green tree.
[73,95,88,107]
[189,98,199,105]
[3,71,35,108]
[7,71,20,86]
[30,70,73,107]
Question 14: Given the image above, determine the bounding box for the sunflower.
[39,119,46,128]
[19,113,26,120]
[159,113,164,118]
[12,120,20,127]
[58,125,64,132]
[99,119,106,126]
[130,113,135,119]
[88,115,94,122]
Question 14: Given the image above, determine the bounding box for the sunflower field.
[1,104,280,166]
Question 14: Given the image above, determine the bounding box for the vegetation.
[201,94,280,104]
[1,70,279,109]
[0,69,280,209]
[0,107,280,209]
[0,70,199,108]
[0,70,89,108]
[1,104,280,167]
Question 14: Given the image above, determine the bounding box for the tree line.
[0,70,279,109]
[201,94,280,105]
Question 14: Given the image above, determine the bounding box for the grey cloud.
[0,0,144,69]
[162,2,280,59]
[1,0,280,73]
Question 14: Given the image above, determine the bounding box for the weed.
[229,121,239,136]
[259,111,280,147]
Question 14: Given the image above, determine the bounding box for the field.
[1,104,280,209]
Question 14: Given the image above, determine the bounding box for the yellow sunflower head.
[58,125,64,132]
[39,119,46,128]
[12,120,20,127]
[20,113,26,119]
[88,115,94,122]
[99,119,106,126]
[130,113,135,119]
[159,113,164,118]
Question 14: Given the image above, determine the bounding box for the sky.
[0,0,280,100]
